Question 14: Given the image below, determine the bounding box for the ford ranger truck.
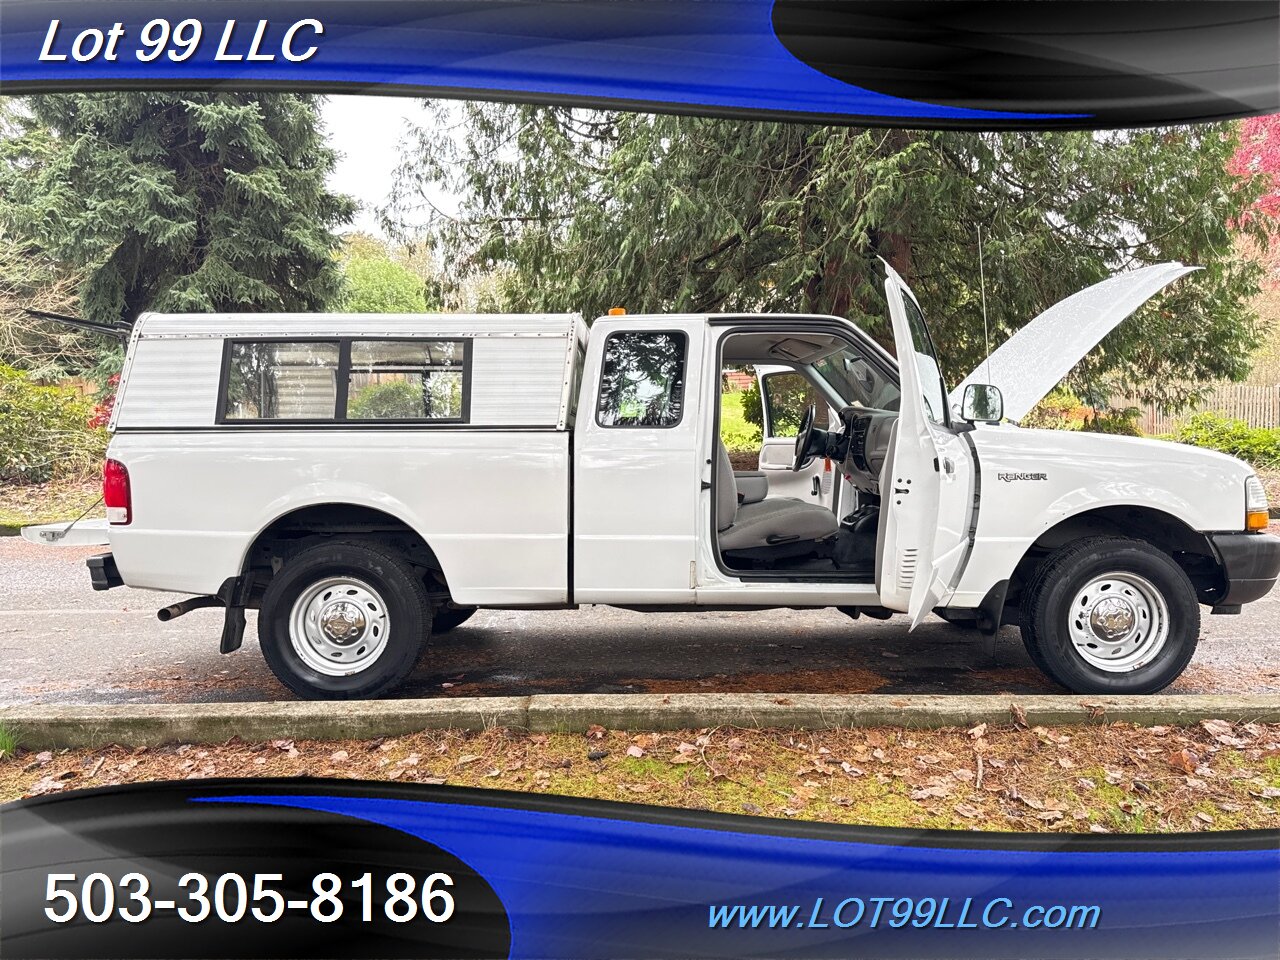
[81,262,1280,699]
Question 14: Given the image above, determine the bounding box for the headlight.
[1246,475,1269,531]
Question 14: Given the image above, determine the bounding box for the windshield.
[811,344,901,412]
[897,290,948,424]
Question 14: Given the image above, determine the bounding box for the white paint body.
[103,274,1258,618]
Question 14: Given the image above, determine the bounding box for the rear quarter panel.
[107,429,570,604]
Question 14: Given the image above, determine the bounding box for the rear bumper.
[1210,533,1280,605]
[86,553,123,591]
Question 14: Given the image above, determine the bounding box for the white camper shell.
[83,265,1280,700]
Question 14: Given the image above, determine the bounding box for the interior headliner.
[720,331,845,365]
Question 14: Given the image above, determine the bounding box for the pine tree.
[392,106,1266,409]
[0,93,354,327]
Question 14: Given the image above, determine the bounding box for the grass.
[5,721,1279,833]
[719,391,761,450]
[0,476,101,532]
[0,724,19,758]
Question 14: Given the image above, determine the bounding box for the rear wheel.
[1019,536,1200,694]
[258,540,431,700]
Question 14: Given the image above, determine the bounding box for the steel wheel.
[1066,571,1169,672]
[288,576,390,677]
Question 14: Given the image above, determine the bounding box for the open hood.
[949,262,1199,422]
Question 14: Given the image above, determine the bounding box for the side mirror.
[961,383,1003,423]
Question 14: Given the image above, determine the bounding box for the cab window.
[596,332,686,427]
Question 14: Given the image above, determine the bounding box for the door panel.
[755,368,833,506]
[574,323,702,603]
[876,269,974,625]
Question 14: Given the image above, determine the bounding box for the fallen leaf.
[1170,749,1199,775]
[26,776,66,797]
[586,724,606,740]
[627,745,645,759]
[1010,703,1029,728]
[1194,812,1215,825]
[330,750,349,763]
[966,723,987,740]
[455,754,481,766]
[910,785,951,801]
[741,802,763,815]
[953,803,981,819]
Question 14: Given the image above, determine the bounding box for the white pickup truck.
[82,262,1279,699]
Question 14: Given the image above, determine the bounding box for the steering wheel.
[792,403,817,472]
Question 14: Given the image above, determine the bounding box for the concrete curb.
[4,693,1280,749]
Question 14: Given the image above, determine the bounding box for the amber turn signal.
[607,306,626,315]
[1247,510,1269,531]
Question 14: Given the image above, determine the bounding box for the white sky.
[320,94,448,237]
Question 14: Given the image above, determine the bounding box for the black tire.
[432,606,478,633]
[1019,536,1200,695]
[258,540,432,700]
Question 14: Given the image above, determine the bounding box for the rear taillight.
[103,458,131,525]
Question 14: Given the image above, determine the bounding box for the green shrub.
[339,254,428,313]
[0,365,107,484]
[740,380,764,433]
[347,380,423,420]
[1174,412,1280,468]
[1083,407,1142,436]
[1021,388,1089,431]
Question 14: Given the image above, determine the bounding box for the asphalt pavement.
[3,536,1278,706]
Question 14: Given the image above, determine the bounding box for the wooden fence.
[1135,384,1280,435]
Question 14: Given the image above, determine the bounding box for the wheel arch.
[240,501,453,601]
[1006,504,1225,611]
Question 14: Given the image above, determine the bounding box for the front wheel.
[1019,536,1200,694]
[258,540,432,700]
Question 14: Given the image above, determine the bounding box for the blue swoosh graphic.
[1,0,1083,122]
[199,794,1279,959]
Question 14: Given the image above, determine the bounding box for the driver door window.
[762,372,825,437]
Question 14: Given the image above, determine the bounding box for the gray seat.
[716,443,838,553]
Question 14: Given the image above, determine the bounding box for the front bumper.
[86,552,123,591]
[1210,533,1280,605]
